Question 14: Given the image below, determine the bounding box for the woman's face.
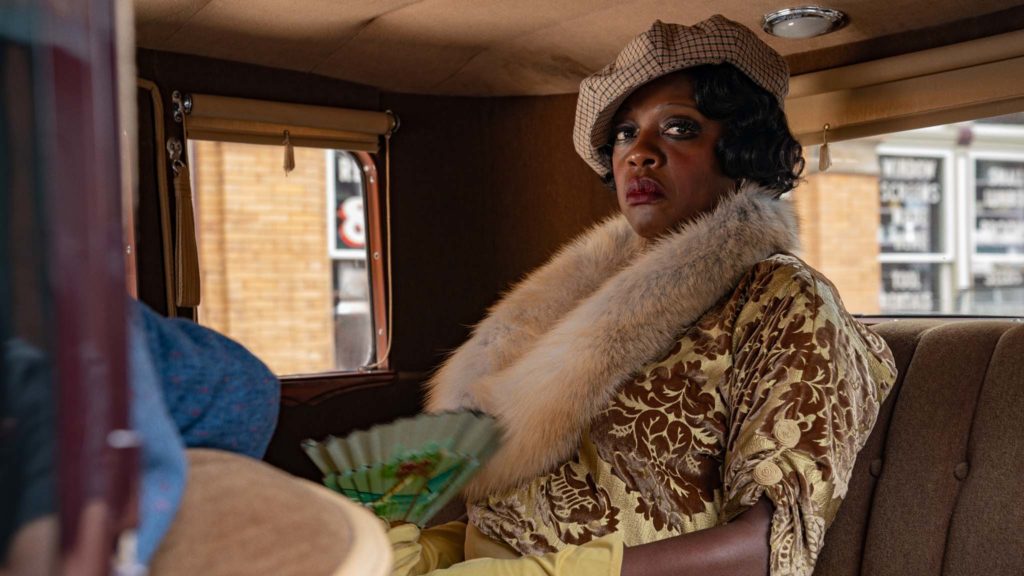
[610,72,734,239]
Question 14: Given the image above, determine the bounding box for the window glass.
[878,155,946,254]
[793,112,1024,317]
[974,159,1024,255]
[188,141,377,375]
[330,152,375,370]
[879,262,944,313]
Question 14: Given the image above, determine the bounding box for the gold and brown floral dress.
[469,254,897,576]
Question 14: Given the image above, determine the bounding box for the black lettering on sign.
[878,155,944,254]
[975,159,1024,254]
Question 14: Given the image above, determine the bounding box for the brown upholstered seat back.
[814,320,1024,576]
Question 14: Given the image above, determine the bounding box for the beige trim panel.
[788,30,1024,145]
[185,94,396,152]
[789,29,1024,98]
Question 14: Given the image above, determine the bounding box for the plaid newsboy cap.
[573,15,790,177]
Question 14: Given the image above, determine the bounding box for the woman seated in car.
[402,15,897,576]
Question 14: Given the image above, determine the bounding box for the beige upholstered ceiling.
[134,0,1024,96]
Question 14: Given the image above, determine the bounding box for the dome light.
[763,6,847,39]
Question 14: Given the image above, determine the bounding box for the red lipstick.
[625,177,665,205]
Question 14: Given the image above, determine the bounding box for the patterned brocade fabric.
[469,254,897,576]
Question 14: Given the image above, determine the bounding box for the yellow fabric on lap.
[389,522,468,576]
[428,532,623,576]
[418,522,468,572]
[388,523,424,576]
[465,522,519,560]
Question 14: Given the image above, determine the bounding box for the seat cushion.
[940,323,1024,575]
[815,320,1023,576]
[813,319,942,576]
[860,321,1015,576]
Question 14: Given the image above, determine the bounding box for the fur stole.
[426,184,800,499]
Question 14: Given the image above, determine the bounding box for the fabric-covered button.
[772,419,801,448]
[754,460,783,486]
[869,459,883,478]
[954,462,970,480]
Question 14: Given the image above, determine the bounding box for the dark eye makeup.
[662,117,701,138]
[610,115,701,146]
[611,123,636,145]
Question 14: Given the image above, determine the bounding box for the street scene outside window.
[793,112,1024,317]
[189,142,376,375]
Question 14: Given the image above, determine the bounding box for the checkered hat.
[574,15,790,177]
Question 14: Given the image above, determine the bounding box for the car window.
[189,142,382,375]
[792,112,1024,317]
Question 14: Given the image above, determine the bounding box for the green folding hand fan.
[302,411,500,526]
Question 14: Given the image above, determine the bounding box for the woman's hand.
[388,522,468,576]
[388,523,425,576]
[621,496,773,576]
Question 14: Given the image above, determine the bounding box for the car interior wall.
[135,49,380,112]
[378,91,618,374]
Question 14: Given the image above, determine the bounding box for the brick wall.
[793,171,882,314]
[193,141,334,375]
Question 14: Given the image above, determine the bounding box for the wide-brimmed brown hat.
[573,15,789,177]
[150,449,391,576]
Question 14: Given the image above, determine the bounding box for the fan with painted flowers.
[302,411,500,527]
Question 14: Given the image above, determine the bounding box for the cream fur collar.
[426,184,800,499]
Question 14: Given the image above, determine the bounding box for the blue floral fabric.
[130,300,280,566]
[135,302,280,458]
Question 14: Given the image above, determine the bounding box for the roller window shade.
[787,29,1024,145]
[184,94,396,151]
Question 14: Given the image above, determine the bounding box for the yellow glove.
[431,532,623,576]
[388,522,467,576]
[388,524,424,576]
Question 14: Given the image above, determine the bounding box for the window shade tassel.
[818,123,832,172]
[167,137,202,307]
[283,130,295,174]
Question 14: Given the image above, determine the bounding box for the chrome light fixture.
[763,6,847,39]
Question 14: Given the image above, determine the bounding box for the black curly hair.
[600,64,804,196]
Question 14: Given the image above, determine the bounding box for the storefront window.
[974,159,1024,255]
[879,262,944,313]
[878,155,946,254]
[794,112,1024,317]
